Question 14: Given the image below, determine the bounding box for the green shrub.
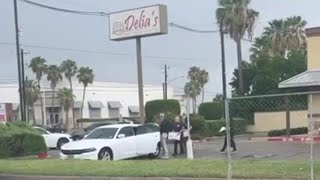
[191,118,248,138]
[267,127,308,137]
[0,122,47,158]
[198,102,224,120]
[145,99,180,122]
[189,114,206,134]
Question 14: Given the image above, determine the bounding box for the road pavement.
[48,137,320,161]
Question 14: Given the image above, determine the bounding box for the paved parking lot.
[49,137,320,161]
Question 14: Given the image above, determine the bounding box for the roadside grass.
[0,159,318,179]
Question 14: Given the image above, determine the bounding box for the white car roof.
[97,124,141,129]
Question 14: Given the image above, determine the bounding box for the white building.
[0,80,186,127]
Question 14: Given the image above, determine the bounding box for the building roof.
[306,27,320,37]
[108,101,122,109]
[88,101,104,108]
[278,70,320,88]
[128,106,139,113]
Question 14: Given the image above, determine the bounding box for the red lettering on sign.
[124,9,159,32]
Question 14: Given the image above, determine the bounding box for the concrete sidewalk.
[0,174,295,180]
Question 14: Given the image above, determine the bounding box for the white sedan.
[33,126,72,149]
[60,124,161,161]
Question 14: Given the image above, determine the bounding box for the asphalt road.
[48,137,320,161]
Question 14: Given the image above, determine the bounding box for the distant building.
[0,80,183,128]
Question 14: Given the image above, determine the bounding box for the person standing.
[172,116,185,156]
[220,124,237,153]
[159,113,171,159]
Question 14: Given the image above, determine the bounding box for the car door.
[34,127,52,148]
[136,125,160,155]
[116,126,137,159]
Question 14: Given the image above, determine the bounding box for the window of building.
[108,101,122,118]
[88,101,104,118]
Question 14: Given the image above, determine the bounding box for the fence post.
[225,98,232,180]
[285,96,291,137]
[308,94,314,180]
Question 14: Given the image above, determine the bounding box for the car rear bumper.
[60,151,98,160]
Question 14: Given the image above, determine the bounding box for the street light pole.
[21,49,27,122]
[219,23,227,117]
[136,37,145,124]
[13,0,24,121]
[164,64,168,100]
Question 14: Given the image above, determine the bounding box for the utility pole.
[13,0,24,121]
[164,64,169,100]
[219,24,227,118]
[136,37,145,124]
[21,49,27,122]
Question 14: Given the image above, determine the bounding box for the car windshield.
[85,128,118,139]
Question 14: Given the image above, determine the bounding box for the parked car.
[70,122,114,141]
[60,124,161,161]
[33,126,72,149]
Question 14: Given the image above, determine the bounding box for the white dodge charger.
[60,124,161,161]
[33,126,72,149]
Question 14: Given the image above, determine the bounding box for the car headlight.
[82,148,96,153]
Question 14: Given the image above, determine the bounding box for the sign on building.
[0,103,6,124]
[109,5,168,40]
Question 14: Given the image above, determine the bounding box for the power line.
[18,0,109,16]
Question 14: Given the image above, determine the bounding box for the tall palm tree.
[29,56,47,125]
[184,80,201,113]
[264,16,307,56]
[77,67,94,118]
[188,66,201,81]
[58,88,75,130]
[46,65,63,126]
[199,70,209,103]
[216,0,259,95]
[60,59,78,127]
[25,80,39,124]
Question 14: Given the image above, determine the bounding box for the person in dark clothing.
[172,116,185,156]
[159,113,171,158]
[220,125,237,153]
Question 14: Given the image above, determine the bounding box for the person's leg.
[220,135,227,152]
[179,135,185,154]
[173,140,178,155]
[231,135,237,151]
[161,133,169,158]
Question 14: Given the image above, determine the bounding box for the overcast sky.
[0,0,318,99]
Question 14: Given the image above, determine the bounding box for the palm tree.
[46,65,63,125]
[264,16,307,56]
[29,56,47,125]
[58,88,75,130]
[216,0,259,95]
[77,67,94,118]
[60,59,78,127]
[187,66,201,81]
[25,80,39,124]
[199,70,209,103]
[184,80,201,113]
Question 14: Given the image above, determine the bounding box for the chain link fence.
[224,92,319,180]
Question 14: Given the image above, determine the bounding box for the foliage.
[268,127,308,137]
[77,67,94,119]
[184,80,201,113]
[145,99,181,122]
[60,60,78,87]
[198,102,224,120]
[25,80,39,124]
[189,114,206,134]
[0,122,47,158]
[58,88,75,129]
[46,65,63,90]
[186,66,209,104]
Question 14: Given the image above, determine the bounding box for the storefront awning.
[88,101,104,109]
[108,101,122,109]
[279,70,320,88]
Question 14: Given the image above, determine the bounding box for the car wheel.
[57,138,69,150]
[98,148,113,161]
[149,143,161,159]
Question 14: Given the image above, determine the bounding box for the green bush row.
[145,99,181,122]
[189,114,247,139]
[0,122,47,158]
[267,127,308,137]
[198,102,224,120]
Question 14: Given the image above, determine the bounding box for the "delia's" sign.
[109,5,168,40]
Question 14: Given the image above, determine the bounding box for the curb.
[0,174,295,180]
[268,136,320,142]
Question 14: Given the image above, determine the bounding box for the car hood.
[61,139,111,150]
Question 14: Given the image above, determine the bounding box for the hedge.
[268,127,308,137]
[198,102,224,120]
[145,99,180,122]
[0,122,47,158]
[189,114,247,139]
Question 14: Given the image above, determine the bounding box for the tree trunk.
[237,40,244,95]
[80,86,86,119]
[51,89,55,126]
[192,98,196,114]
[202,87,205,103]
[65,107,69,131]
[38,80,45,126]
[69,78,75,128]
[32,105,36,125]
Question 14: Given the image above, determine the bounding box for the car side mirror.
[117,134,126,139]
